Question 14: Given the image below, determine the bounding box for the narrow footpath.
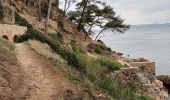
[14,43,79,100]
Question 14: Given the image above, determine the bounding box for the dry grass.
[28,39,59,60]
[0,38,15,51]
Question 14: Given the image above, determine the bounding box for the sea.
[99,24,170,75]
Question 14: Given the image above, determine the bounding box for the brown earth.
[14,43,82,100]
[0,45,19,100]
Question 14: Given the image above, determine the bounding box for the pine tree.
[63,0,76,17]
[68,0,130,40]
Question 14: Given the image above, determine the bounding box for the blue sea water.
[100,25,170,75]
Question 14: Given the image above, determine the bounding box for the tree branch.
[95,28,106,41]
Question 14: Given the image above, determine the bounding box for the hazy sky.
[59,0,170,25]
[104,0,170,25]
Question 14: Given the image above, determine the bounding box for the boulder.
[112,66,169,99]
[157,75,170,93]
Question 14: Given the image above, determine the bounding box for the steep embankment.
[0,38,19,100]
[0,38,83,100]
[14,43,81,100]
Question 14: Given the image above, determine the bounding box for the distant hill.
[132,23,170,28]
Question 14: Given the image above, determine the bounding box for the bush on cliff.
[70,40,85,53]
[15,13,32,28]
[0,11,3,20]
[0,6,3,20]
[88,43,112,55]
[98,56,123,71]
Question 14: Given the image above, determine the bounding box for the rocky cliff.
[113,58,169,99]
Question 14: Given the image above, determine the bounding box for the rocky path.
[14,43,80,100]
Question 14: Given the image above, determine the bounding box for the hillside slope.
[14,43,81,100]
[0,38,85,100]
[0,38,19,99]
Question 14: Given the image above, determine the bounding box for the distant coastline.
[101,23,170,75]
[132,23,170,28]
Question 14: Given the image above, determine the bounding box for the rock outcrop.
[112,58,169,100]
[157,75,170,94]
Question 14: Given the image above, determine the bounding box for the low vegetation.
[48,33,63,44]
[50,59,60,67]
[15,13,32,28]
[97,77,148,100]
[70,40,85,53]
[0,8,3,20]
[0,38,15,51]
[28,40,58,60]
[68,73,81,82]
[88,43,112,55]
[98,56,123,71]
[0,3,3,20]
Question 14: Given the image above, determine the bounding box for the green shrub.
[17,28,86,72]
[111,85,148,100]
[70,40,79,52]
[0,3,3,20]
[89,44,105,54]
[50,59,60,67]
[15,13,32,28]
[70,40,85,53]
[72,52,106,82]
[88,43,112,55]
[97,78,148,100]
[85,60,102,82]
[17,28,51,43]
[61,51,86,72]
[68,74,81,81]
[48,33,63,44]
[98,56,123,71]
[98,78,113,93]
[0,9,3,20]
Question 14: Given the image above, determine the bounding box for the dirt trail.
[14,43,80,100]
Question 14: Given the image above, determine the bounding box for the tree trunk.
[77,0,88,31]
[88,21,96,34]
[63,0,67,17]
[95,28,106,41]
[44,0,54,34]
[24,0,29,5]
[11,6,15,24]
[38,0,42,22]
[9,0,15,24]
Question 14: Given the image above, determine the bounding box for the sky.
[101,0,170,25]
[59,0,170,25]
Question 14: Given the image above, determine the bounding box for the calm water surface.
[101,25,170,75]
